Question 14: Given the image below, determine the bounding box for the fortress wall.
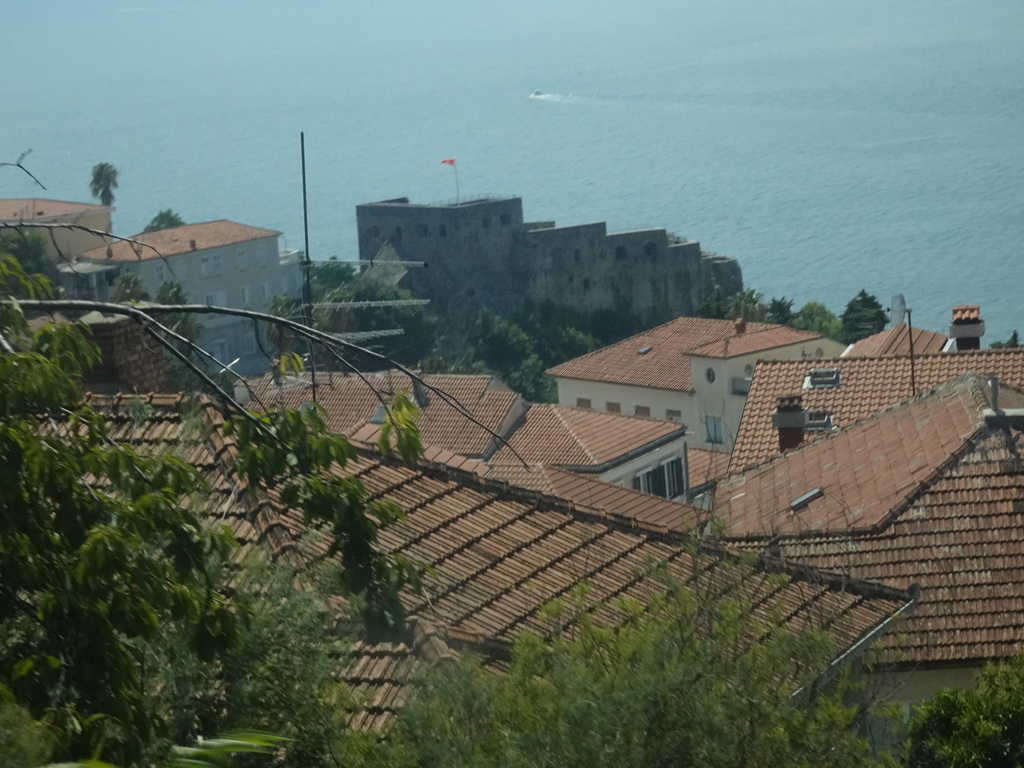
[353,195,743,334]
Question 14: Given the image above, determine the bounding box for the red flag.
[440,158,456,166]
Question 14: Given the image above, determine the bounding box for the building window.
[261,282,271,301]
[438,224,447,237]
[482,216,492,229]
[154,264,165,284]
[806,410,834,431]
[573,249,581,263]
[241,334,257,355]
[237,249,248,269]
[175,262,187,281]
[417,223,429,238]
[615,245,627,261]
[240,285,251,305]
[706,415,724,444]
[606,402,621,413]
[634,405,651,418]
[210,339,229,361]
[201,254,223,276]
[576,398,592,409]
[500,213,511,226]
[705,367,716,383]
[204,291,215,306]
[666,409,682,422]
[644,241,657,256]
[632,458,684,499]
[257,243,270,263]
[393,226,403,243]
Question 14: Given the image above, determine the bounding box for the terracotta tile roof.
[730,348,1024,471]
[716,375,991,539]
[0,198,107,220]
[844,324,949,358]
[686,447,731,488]
[249,371,525,458]
[488,404,686,469]
[82,393,915,728]
[716,382,1024,667]
[547,317,823,392]
[78,220,280,262]
[482,463,701,532]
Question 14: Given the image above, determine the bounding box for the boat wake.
[528,91,583,104]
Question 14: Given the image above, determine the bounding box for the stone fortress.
[355,196,743,331]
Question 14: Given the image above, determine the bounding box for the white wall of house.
[553,337,845,452]
[597,433,690,500]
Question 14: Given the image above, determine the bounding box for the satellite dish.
[890,294,907,327]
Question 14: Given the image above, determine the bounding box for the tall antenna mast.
[300,132,317,402]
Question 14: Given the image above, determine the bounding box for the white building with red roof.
[547,316,844,452]
[68,220,302,373]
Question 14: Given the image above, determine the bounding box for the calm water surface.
[5,0,1023,338]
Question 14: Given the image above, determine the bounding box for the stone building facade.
[355,196,742,331]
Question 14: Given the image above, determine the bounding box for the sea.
[5,0,1023,340]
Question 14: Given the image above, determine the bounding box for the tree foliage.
[90,162,119,208]
[113,271,150,302]
[0,229,50,278]
[840,289,887,344]
[314,277,436,367]
[990,330,1020,349]
[906,657,1024,768]
[0,258,240,764]
[144,209,186,233]
[382,565,885,768]
[793,301,843,339]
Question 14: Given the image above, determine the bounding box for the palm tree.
[90,162,119,207]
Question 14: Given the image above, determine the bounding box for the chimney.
[734,317,747,335]
[772,393,808,452]
[189,239,197,251]
[949,305,984,351]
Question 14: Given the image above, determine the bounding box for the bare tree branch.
[6,298,530,466]
[0,149,46,189]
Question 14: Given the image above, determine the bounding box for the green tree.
[468,309,549,401]
[697,288,730,320]
[144,209,186,233]
[0,230,49,278]
[113,270,149,301]
[90,162,119,207]
[0,685,54,768]
[906,656,1024,767]
[315,277,436,367]
[727,288,767,322]
[793,301,843,339]
[990,330,1020,349]
[0,256,423,764]
[310,257,357,299]
[766,296,795,326]
[840,289,887,344]
[383,568,885,768]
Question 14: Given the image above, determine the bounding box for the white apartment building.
[70,220,302,374]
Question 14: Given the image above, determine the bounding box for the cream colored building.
[548,317,844,452]
[0,198,112,265]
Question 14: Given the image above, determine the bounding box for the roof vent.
[805,367,841,389]
[637,345,652,355]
